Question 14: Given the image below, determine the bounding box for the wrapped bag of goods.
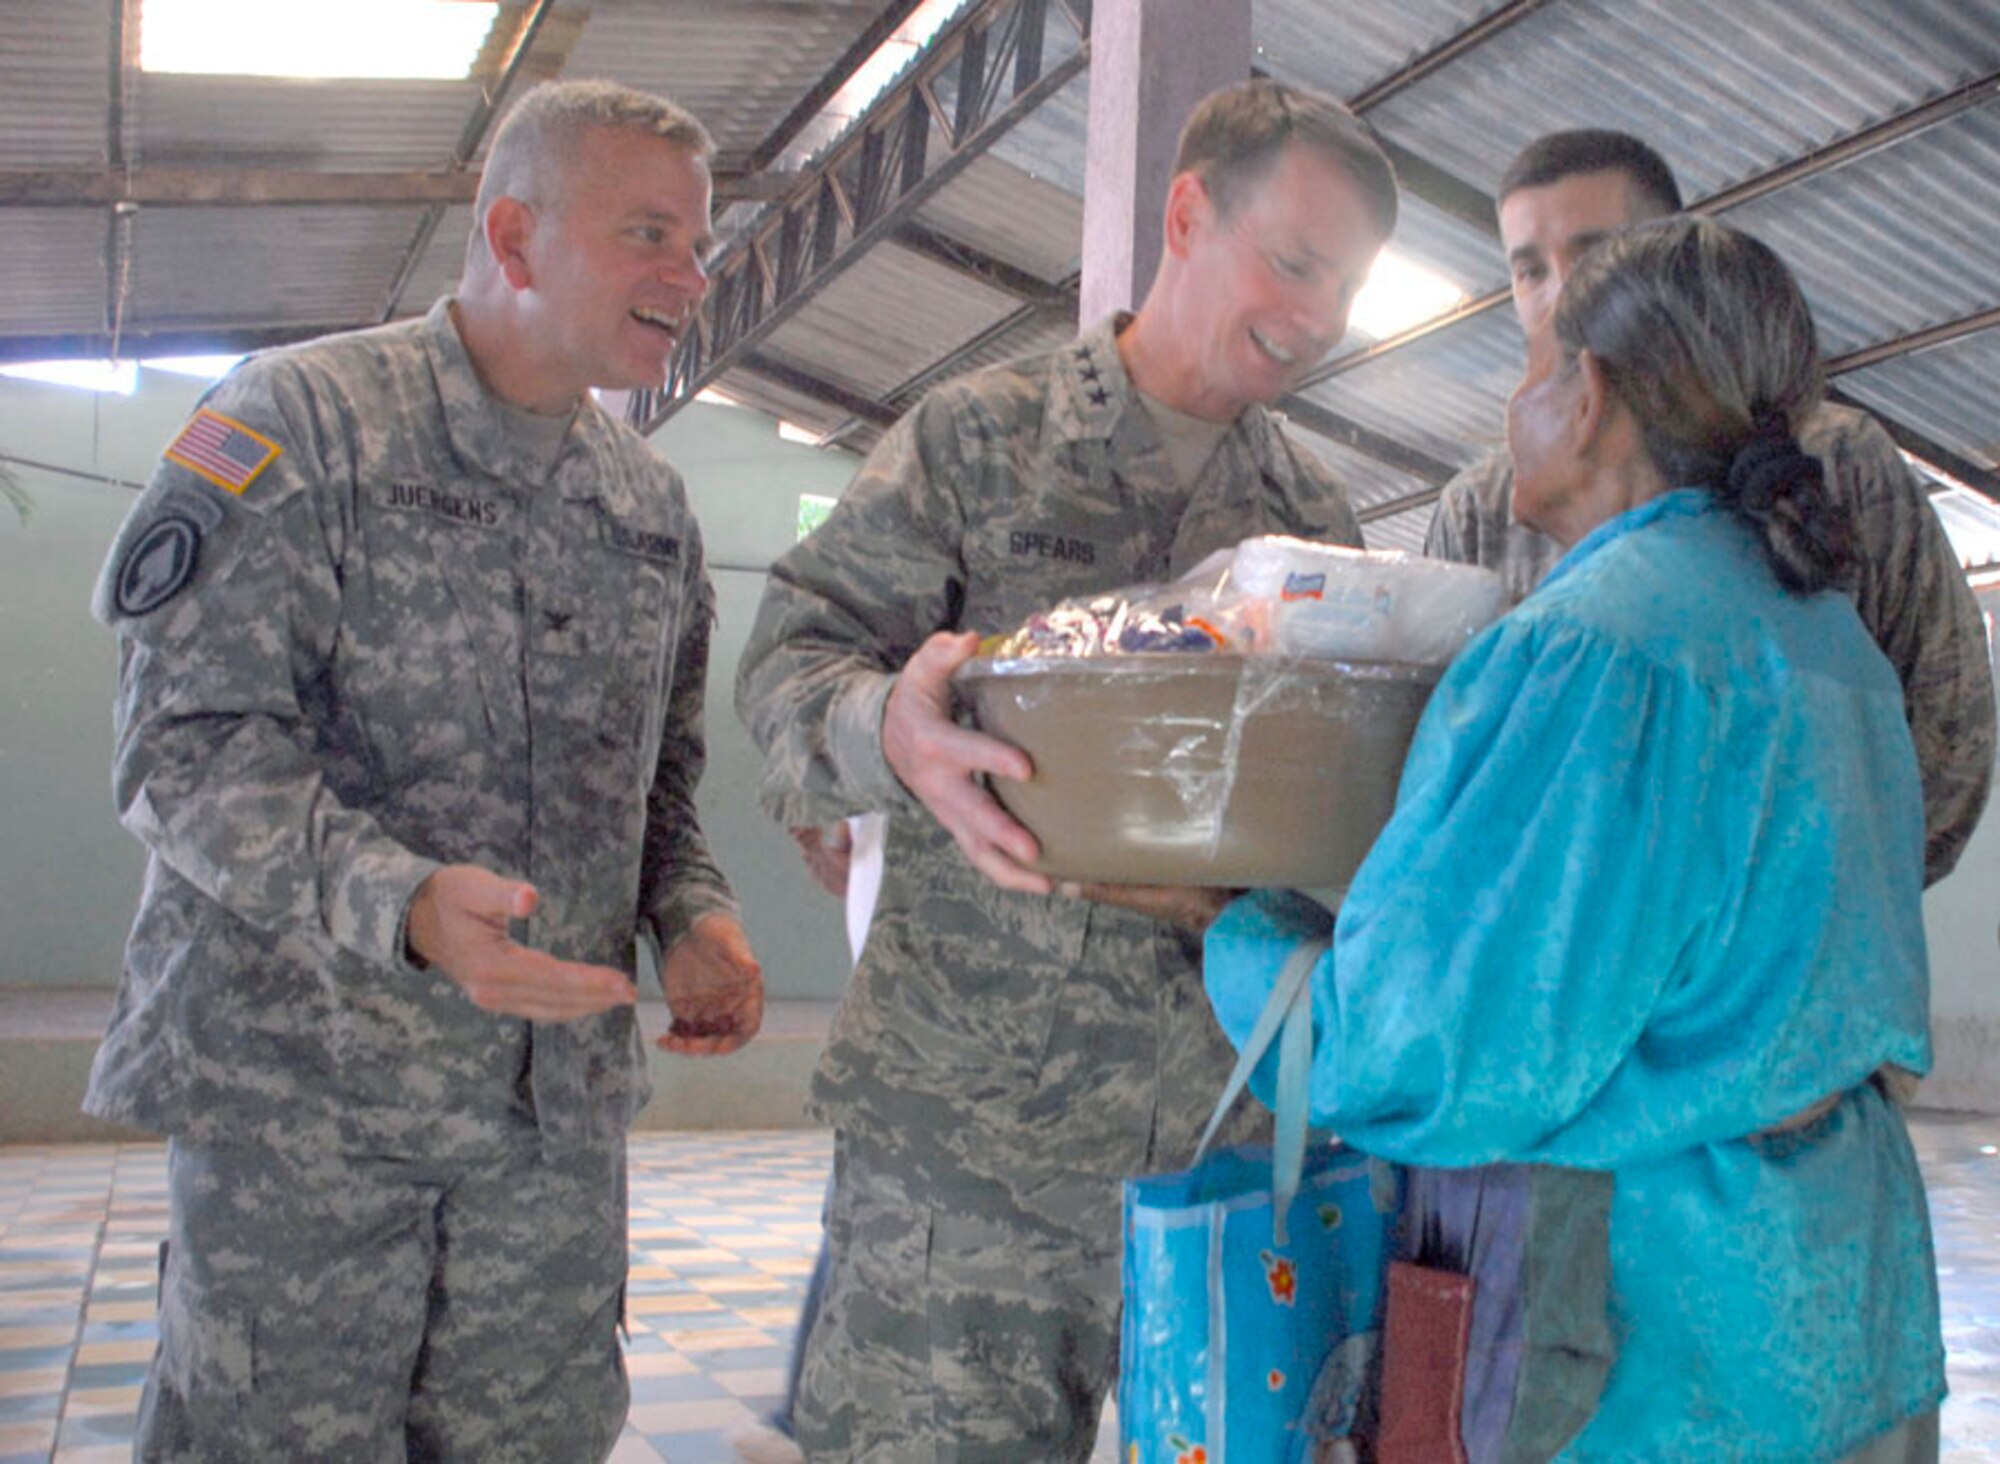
[957,539,1503,888]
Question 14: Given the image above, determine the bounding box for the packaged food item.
[1227,536,1504,665]
[980,536,1503,667]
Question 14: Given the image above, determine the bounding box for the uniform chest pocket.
[530,558,678,766]
[340,499,512,780]
[960,521,1126,641]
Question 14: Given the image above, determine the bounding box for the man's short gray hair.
[468,79,712,262]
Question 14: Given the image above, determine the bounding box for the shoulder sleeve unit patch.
[163,407,282,495]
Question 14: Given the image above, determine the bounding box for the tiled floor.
[1,1116,1995,1463]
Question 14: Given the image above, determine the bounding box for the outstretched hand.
[656,913,764,1056]
[407,865,636,1022]
[883,630,1050,894]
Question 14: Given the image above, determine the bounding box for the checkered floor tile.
[2,1119,1996,1462]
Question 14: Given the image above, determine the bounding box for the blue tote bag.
[1120,937,1401,1462]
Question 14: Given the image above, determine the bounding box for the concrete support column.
[1078,0,1253,326]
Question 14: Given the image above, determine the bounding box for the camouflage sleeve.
[640,517,740,951]
[1424,460,1485,564]
[92,361,441,968]
[1274,431,1365,548]
[736,388,975,830]
[1816,411,1996,884]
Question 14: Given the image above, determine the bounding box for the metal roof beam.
[1374,140,1499,241]
[1827,308,2000,378]
[0,323,339,364]
[1355,485,1444,527]
[743,0,931,172]
[1826,387,2000,502]
[634,0,1089,433]
[889,221,1069,304]
[104,0,135,355]
[377,0,557,322]
[1275,395,1457,487]
[6,168,479,208]
[881,281,1077,409]
[1347,0,1553,112]
[0,166,791,209]
[737,350,901,429]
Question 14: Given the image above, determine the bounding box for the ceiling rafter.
[888,221,1069,304]
[103,0,136,356]
[740,350,901,429]
[376,0,559,323]
[633,0,1087,434]
[0,322,349,365]
[742,0,931,172]
[0,166,791,209]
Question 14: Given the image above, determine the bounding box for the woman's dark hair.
[1553,217,1852,595]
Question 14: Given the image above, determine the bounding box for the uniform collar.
[1048,313,1293,480]
[420,297,633,509]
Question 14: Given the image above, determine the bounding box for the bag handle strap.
[1193,932,1331,1247]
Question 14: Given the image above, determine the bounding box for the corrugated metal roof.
[1930,485,2000,571]
[0,2,109,168]
[1304,307,1522,473]
[1256,0,1510,101]
[129,205,430,331]
[708,366,858,443]
[128,76,479,170]
[397,204,480,317]
[561,0,901,164]
[1277,419,1438,547]
[1725,108,2000,357]
[2,0,1995,519]
[915,155,1083,284]
[1839,329,2000,471]
[0,210,107,332]
[765,240,1025,399]
[1362,0,2000,202]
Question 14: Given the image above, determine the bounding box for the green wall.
[0,369,860,999]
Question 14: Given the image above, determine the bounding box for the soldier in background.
[1426,129,1994,884]
[87,80,761,1461]
[735,79,1398,1459]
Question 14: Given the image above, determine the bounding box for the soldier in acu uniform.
[89,80,762,1462]
[1426,129,1994,884]
[735,80,1400,1461]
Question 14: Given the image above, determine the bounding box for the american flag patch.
[163,408,281,495]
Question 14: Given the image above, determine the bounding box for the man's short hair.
[1174,78,1399,239]
[469,79,712,261]
[1497,129,1684,218]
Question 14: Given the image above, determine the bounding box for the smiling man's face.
[1172,142,1389,419]
[522,125,716,399]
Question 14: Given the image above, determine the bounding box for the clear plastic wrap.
[957,653,1438,888]
[983,536,1502,667]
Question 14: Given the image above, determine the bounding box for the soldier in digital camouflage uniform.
[1427,129,1994,884]
[735,80,1399,1461]
[88,81,763,1462]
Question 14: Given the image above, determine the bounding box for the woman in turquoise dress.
[1202,218,1944,1460]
